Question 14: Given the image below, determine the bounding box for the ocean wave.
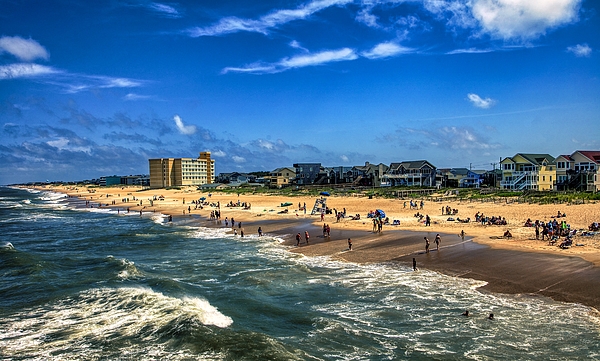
[0,242,15,251]
[0,287,233,359]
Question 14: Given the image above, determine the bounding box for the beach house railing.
[501,171,538,190]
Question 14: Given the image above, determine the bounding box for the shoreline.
[24,185,600,312]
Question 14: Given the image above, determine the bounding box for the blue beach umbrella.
[320,191,330,196]
[376,209,386,218]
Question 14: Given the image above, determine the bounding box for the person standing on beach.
[425,215,431,226]
[304,231,310,244]
[348,238,352,251]
[424,237,430,253]
[434,234,441,251]
[296,233,301,246]
[258,227,263,236]
[460,230,465,241]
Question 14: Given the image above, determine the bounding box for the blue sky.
[1,0,598,184]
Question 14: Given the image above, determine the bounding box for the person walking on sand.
[435,234,441,251]
[424,237,430,253]
[304,231,310,244]
[258,227,263,236]
[460,229,465,240]
[425,215,431,226]
[296,233,302,246]
[347,238,352,251]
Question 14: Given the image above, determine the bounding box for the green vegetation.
[199,184,598,205]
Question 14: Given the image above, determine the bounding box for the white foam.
[0,287,232,358]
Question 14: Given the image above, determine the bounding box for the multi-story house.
[556,151,600,192]
[148,152,214,189]
[381,160,436,187]
[268,167,296,188]
[500,153,555,191]
[351,162,389,187]
[293,163,322,185]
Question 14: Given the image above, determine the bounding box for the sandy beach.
[35,184,600,311]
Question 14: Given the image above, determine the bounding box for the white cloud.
[446,48,495,55]
[47,138,91,154]
[123,93,151,101]
[566,43,591,57]
[173,115,197,135]
[471,0,581,40]
[361,42,414,59]
[232,155,246,163]
[148,2,181,18]
[187,0,352,37]
[281,48,357,68]
[467,93,496,109]
[289,40,309,52]
[0,63,58,79]
[0,36,49,61]
[223,48,358,74]
[340,155,349,162]
[212,150,227,157]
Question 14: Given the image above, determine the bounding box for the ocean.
[1,186,599,360]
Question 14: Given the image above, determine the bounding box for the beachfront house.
[556,151,600,192]
[324,166,354,185]
[215,172,254,186]
[268,167,296,188]
[351,162,389,187]
[500,153,555,191]
[439,168,486,188]
[380,160,436,187]
[148,152,215,189]
[293,163,322,185]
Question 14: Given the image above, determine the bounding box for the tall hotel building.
[149,152,215,189]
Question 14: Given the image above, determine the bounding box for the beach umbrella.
[200,197,206,201]
[320,191,330,196]
[376,209,386,218]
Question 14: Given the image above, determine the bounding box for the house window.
[542,176,546,181]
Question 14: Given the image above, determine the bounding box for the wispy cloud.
[232,155,246,163]
[446,48,495,55]
[123,93,152,101]
[222,48,358,74]
[173,115,197,135]
[59,75,143,94]
[361,42,415,59]
[467,93,496,109]
[186,0,352,37]
[147,2,181,18]
[382,124,501,151]
[0,63,59,79]
[566,43,592,57]
[0,36,49,61]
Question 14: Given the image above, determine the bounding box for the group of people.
[474,212,507,226]
[296,231,310,246]
[424,234,442,253]
[442,205,459,215]
[404,200,425,210]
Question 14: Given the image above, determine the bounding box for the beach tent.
[280,202,293,207]
[320,191,330,196]
[199,197,206,201]
[376,209,386,218]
